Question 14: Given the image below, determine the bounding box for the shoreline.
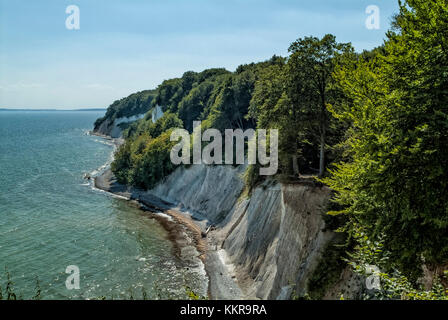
[94,168,211,296]
[90,131,246,300]
[94,168,246,300]
[93,168,207,261]
[89,131,219,298]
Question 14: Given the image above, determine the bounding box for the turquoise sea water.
[0,111,206,299]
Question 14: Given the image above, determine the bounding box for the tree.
[178,81,215,132]
[288,34,352,177]
[248,61,303,175]
[205,70,256,132]
[324,0,448,279]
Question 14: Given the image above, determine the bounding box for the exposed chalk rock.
[94,114,146,138]
[146,164,361,299]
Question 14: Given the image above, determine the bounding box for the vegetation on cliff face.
[94,89,157,131]
[347,225,448,300]
[98,0,448,298]
[111,129,179,189]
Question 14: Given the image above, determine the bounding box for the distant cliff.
[93,89,156,137]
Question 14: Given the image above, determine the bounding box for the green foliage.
[184,286,207,300]
[112,112,185,188]
[4,270,17,300]
[112,58,290,191]
[348,225,448,300]
[33,277,41,300]
[287,34,352,177]
[0,269,42,301]
[112,129,178,189]
[247,37,351,177]
[154,69,230,115]
[141,286,148,300]
[242,164,262,193]
[178,80,217,132]
[323,0,448,279]
[203,64,262,131]
[307,237,348,300]
[248,61,299,175]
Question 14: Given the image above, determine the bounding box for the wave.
[88,136,118,178]
[80,135,119,191]
[153,212,174,222]
[93,138,115,147]
[90,185,130,201]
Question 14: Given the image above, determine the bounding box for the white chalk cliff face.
[221,182,333,299]
[95,107,164,138]
[147,164,359,299]
[95,114,146,138]
[152,105,164,123]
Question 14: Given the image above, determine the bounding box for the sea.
[0,110,207,299]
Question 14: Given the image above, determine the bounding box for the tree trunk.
[292,155,300,176]
[237,115,244,130]
[319,129,325,177]
[293,128,300,177]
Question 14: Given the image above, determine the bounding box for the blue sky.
[0,0,399,109]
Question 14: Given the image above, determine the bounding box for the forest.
[96,0,448,299]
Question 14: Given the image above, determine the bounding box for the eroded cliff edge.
[145,164,360,299]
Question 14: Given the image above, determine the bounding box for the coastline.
[90,131,243,299]
[93,168,207,262]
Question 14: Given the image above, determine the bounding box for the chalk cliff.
[94,114,145,138]
[146,164,360,299]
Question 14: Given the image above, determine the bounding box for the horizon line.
[0,108,107,112]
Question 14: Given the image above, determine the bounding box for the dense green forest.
[97,0,448,299]
[94,89,157,130]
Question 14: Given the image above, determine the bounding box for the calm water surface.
[0,111,206,299]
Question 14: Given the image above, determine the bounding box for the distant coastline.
[0,108,106,112]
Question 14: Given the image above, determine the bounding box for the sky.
[0,0,400,109]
